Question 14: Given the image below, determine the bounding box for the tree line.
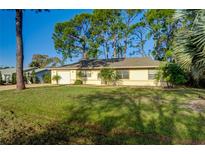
[53,10,175,61]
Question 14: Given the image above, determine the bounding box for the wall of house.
[117,69,162,86]
[117,79,162,86]
[70,70,76,84]
[82,70,101,85]
[51,69,76,84]
[51,70,56,84]
[52,68,163,86]
[130,69,148,80]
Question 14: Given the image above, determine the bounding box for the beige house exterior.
[51,57,163,86]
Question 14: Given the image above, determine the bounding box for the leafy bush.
[0,71,3,85]
[76,70,85,82]
[11,73,16,84]
[31,70,37,83]
[25,70,40,84]
[43,72,51,83]
[98,68,119,85]
[23,73,28,84]
[156,62,187,87]
[76,71,84,79]
[74,79,83,85]
[76,70,89,82]
[52,74,61,85]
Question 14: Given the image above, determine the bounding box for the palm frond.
[173,10,205,82]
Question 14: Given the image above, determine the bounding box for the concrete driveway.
[0,84,54,91]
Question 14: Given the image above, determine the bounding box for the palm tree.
[52,74,61,85]
[173,10,205,85]
[16,9,25,90]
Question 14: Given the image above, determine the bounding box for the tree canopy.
[143,10,175,61]
[53,13,93,60]
[29,54,62,68]
[53,9,149,60]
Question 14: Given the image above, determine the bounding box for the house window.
[79,70,91,78]
[148,69,157,80]
[117,70,129,79]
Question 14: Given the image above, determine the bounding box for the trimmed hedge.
[74,80,83,85]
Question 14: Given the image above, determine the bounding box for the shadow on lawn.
[1,88,205,144]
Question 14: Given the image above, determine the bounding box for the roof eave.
[51,65,159,70]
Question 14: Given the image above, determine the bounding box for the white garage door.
[58,71,71,84]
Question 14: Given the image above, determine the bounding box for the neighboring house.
[51,57,164,86]
[0,67,50,84]
[0,67,34,83]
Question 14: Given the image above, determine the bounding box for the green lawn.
[0,85,205,144]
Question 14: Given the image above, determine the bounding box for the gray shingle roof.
[0,67,50,75]
[52,57,160,70]
[0,67,36,74]
[35,68,49,73]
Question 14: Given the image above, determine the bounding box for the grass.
[0,85,205,144]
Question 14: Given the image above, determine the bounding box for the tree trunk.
[105,42,109,59]
[16,9,25,90]
[83,52,88,59]
[82,42,88,59]
[124,38,127,58]
[113,34,117,58]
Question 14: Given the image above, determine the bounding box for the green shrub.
[98,68,119,85]
[11,73,16,84]
[76,71,84,79]
[31,70,36,83]
[156,62,187,87]
[43,72,51,83]
[23,73,28,84]
[76,70,87,82]
[24,70,40,84]
[74,79,83,85]
[52,74,61,85]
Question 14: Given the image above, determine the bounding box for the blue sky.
[0,9,92,67]
[0,9,153,67]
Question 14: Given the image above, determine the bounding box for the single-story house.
[0,67,34,83]
[51,57,164,86]
[0,67,50,84]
